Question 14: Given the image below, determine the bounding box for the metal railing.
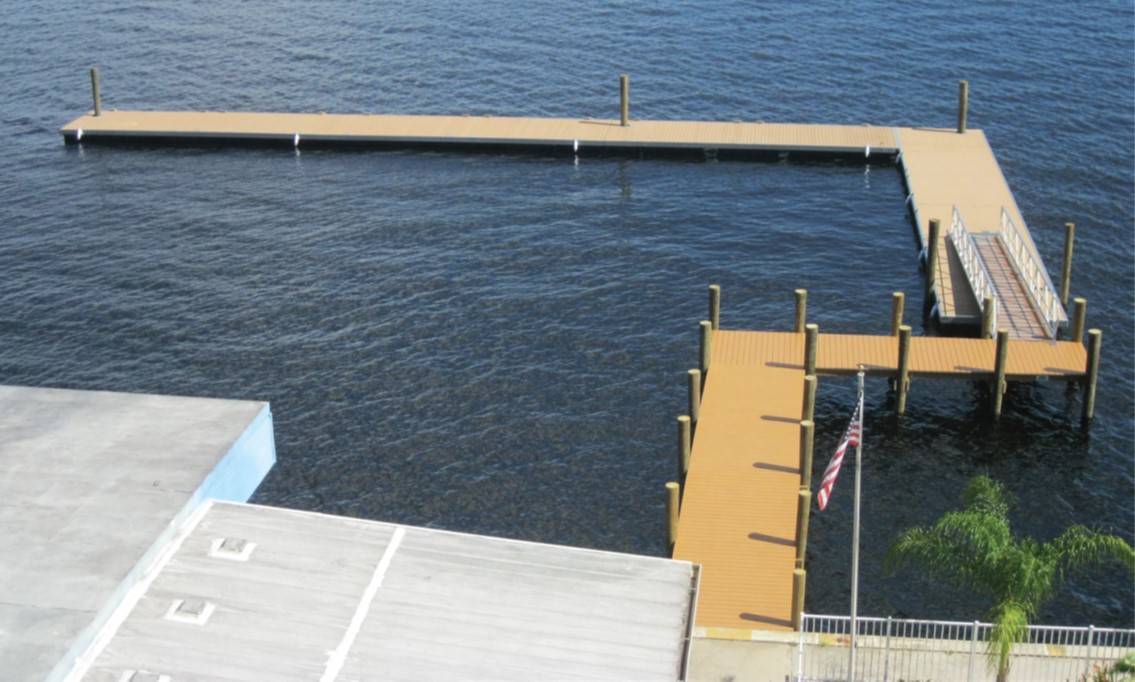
[798,614,1135,682]
[948,207,998,334]
[999,208,1065,339]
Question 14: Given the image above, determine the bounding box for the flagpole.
[848,369,865,682]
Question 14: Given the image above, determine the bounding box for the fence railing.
[999,208,1065,339]
[948,207,998,334]
[798,614,1135,682]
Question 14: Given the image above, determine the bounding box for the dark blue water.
[1,2,1131,627]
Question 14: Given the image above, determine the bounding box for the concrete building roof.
[73,501,697,681]
[0,386,275,681]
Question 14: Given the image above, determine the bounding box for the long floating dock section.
[673,327,1088,636]
[61,110,898,157]
[60,107,1066,336]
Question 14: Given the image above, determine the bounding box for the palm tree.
[883,474,1134,682]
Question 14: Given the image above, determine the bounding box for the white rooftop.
[0,386,275,681]
[74,501,697,681]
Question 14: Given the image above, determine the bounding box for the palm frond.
[885,504,1015,599]
[1046,525,1135,583]
[962,474,1013,518]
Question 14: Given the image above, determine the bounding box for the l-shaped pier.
[59,84,1089,642]
[59,107,1069,341]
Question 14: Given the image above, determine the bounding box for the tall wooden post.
[794,489,812,565]
[1060,222,1075,307]
[992,329,1009,418]
[1082,329,1102,424]
[896,325,912,415]
[665,482,680,553]
[90,67,101,116]
[890,292,905,336]
[677,415,692,480]
[804,323,818,376]
[799,420,815,489]
[792,568,807,630]
[699,321,713,374]
[619,74,630,127]
[794,289,808,333]
[1071,297,1087,343]
[957,80,969,134]
[801,374,817,422]
[687,369,701,424]
[708,284,721,330]
[981,295,996,339]
[925,219,941,293]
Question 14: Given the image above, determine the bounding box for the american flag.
[816,400,863,511]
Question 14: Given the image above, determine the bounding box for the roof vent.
[164,598,215,625]
[209,537,256,561]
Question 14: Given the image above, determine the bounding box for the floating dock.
[59,108,1067,341]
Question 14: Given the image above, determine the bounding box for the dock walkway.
[672,329,1087,635]
[60,110,897,156]
[60,109,1065,340]
[897,128,1066,339]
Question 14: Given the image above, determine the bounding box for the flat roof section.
[74,501,697,682]
[0,386,275,682]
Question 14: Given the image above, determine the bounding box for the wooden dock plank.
[674,362,803,631]
[61,111,900,154]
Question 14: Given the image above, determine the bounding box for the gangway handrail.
[947,207,998,335]
[999,208,1064,339]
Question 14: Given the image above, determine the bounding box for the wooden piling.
[708,284,721,330]
[890,292,905,336]
[687,369,701,424]
[801,375,817,422]
[896,325,912,415]
[677,415,692,480]
[90,67,101,117]
[992,329,1009,418]
[791,568,806,631]
[794,289,807,333]
[1060,222,1075,307]
[620,74,630,127]
[794,488,812,566]
[957,80,969,134]
[665,481,680,553]
[925,219,941,292]
[1082,329,1102,424]
[1071,297,1086,343]
[699,321,713,374]
[981,295,996,339]
[799,420,815,489]
[804,323,818,376]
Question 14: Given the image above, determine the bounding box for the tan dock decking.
[897,128,1066,339]
[61,110,1064,340]
[673,329,1087,636]
[60,110,898,154]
